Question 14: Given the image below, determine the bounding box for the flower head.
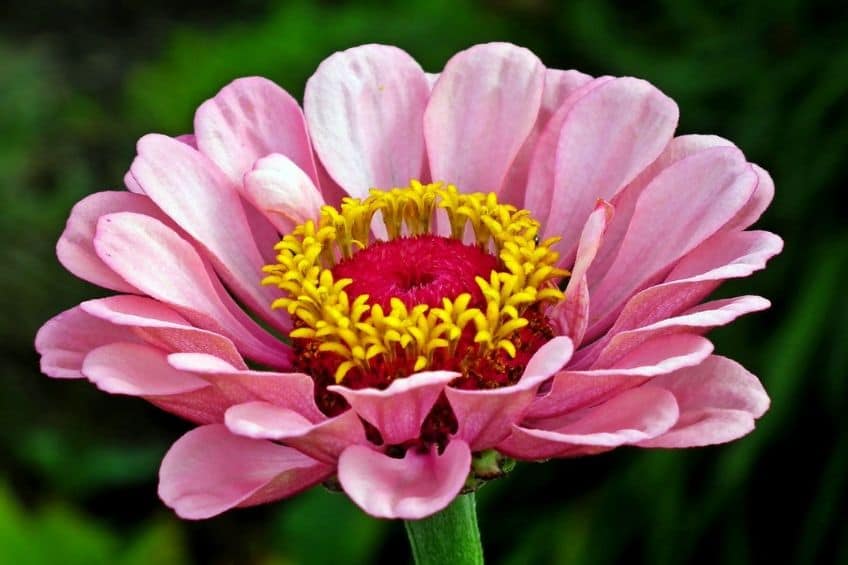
[36,43,781,520]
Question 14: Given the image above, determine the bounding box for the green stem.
[404,493,484,565]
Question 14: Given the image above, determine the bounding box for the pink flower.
[35,43,781,521]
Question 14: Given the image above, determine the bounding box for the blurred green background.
[1,0,845,563]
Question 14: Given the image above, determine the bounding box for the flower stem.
[404,493,484,565]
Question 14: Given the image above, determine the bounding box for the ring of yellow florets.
[262,181,568,385]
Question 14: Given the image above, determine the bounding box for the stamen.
[262,181,569,388]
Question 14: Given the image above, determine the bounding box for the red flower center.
[263,182,567,449]
[332,235,499,311]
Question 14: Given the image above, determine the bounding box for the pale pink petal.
[123,135,197,195]
[81,342,231,424]
[93,212,288,368]
[225,402,365,463]
[243,153,325,233]
[586,147,758,340]
[130,134,286,332]
[446,337,573,450]
[328,371,459,445]
[425,42,544,193]
[500,386,679,459]
[587,134,736,285]
[724,164,775,231]
[525,333,712,420]
[82,342,208,395]
[337,440,471,519]
[639,356,769,447]
[587,296,770,370]
[159,425,331,520]
[124,171,144,194]
[549,201,612,346]
[537,77,679,253]
[56,191,168,292]
[305,44,429,197]
[81,295,247,369]
[579,230,782,366]
[35,305,137,379]
[667,229,784,283]
[194,77,317,185]
[500,69,593,204]
[168,353,324,423]
[523,76,614,224]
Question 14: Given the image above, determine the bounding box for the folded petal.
[168,352,324,422]
[56,191,168,292]
[639,355,769,447]
[587,134,736,286]
[242,153,325,233]
[588,296,770,369]
[337,440,471,519]
[724,164,775,231]
[35,305,137,379]
[523,76,614,225]
[82,342,208,395]
[525,333,712,420]
[225,402,365,463]
[328,371,459,445]
[425,42,544,193]
[194,77,317,185]
[81,295,247,368]
[541,77,679,253]
[446,336,573,450]
[130,134,286,332]
[500,68,592,204]
[587,147,758,340]
[305,44,429,198]
[500,386,679,460]
[94,212,287,368]
[159,425,331,519]
[549,200,612,346]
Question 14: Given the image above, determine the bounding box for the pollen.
[262,181,568,394]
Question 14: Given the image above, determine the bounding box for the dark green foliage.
[1,1,845,563]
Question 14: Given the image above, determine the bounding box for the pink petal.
[225,401,365,463]
[305,44,429,197]
[424,42,545,193]
[159,424,331,519]
[586,147,758,340]
[35,305,137,379]
[446,336,573,451]
[56,191,168,292]
[337,440,471,519]
[168,352,325,423]
[587,134,736,285]
[243,153,325,233]
[328,371,459,445]
[588,296,770,369]
[81,342,231,424]
[81,295,247,369]
[82,342,208,395]
[194,77,317,186]
[500,385,679,460]
[525,333,711,420]
[523,76,614,225]
[639,355,769,447]
[724,164,775,231]
[93,212,287,368]
[667,229,784,283]
[538,77,679,253]
[130,134,287,332]
[549,200,613,346]
[500,68,593,205]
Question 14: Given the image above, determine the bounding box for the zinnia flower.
[36,43,782,520]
